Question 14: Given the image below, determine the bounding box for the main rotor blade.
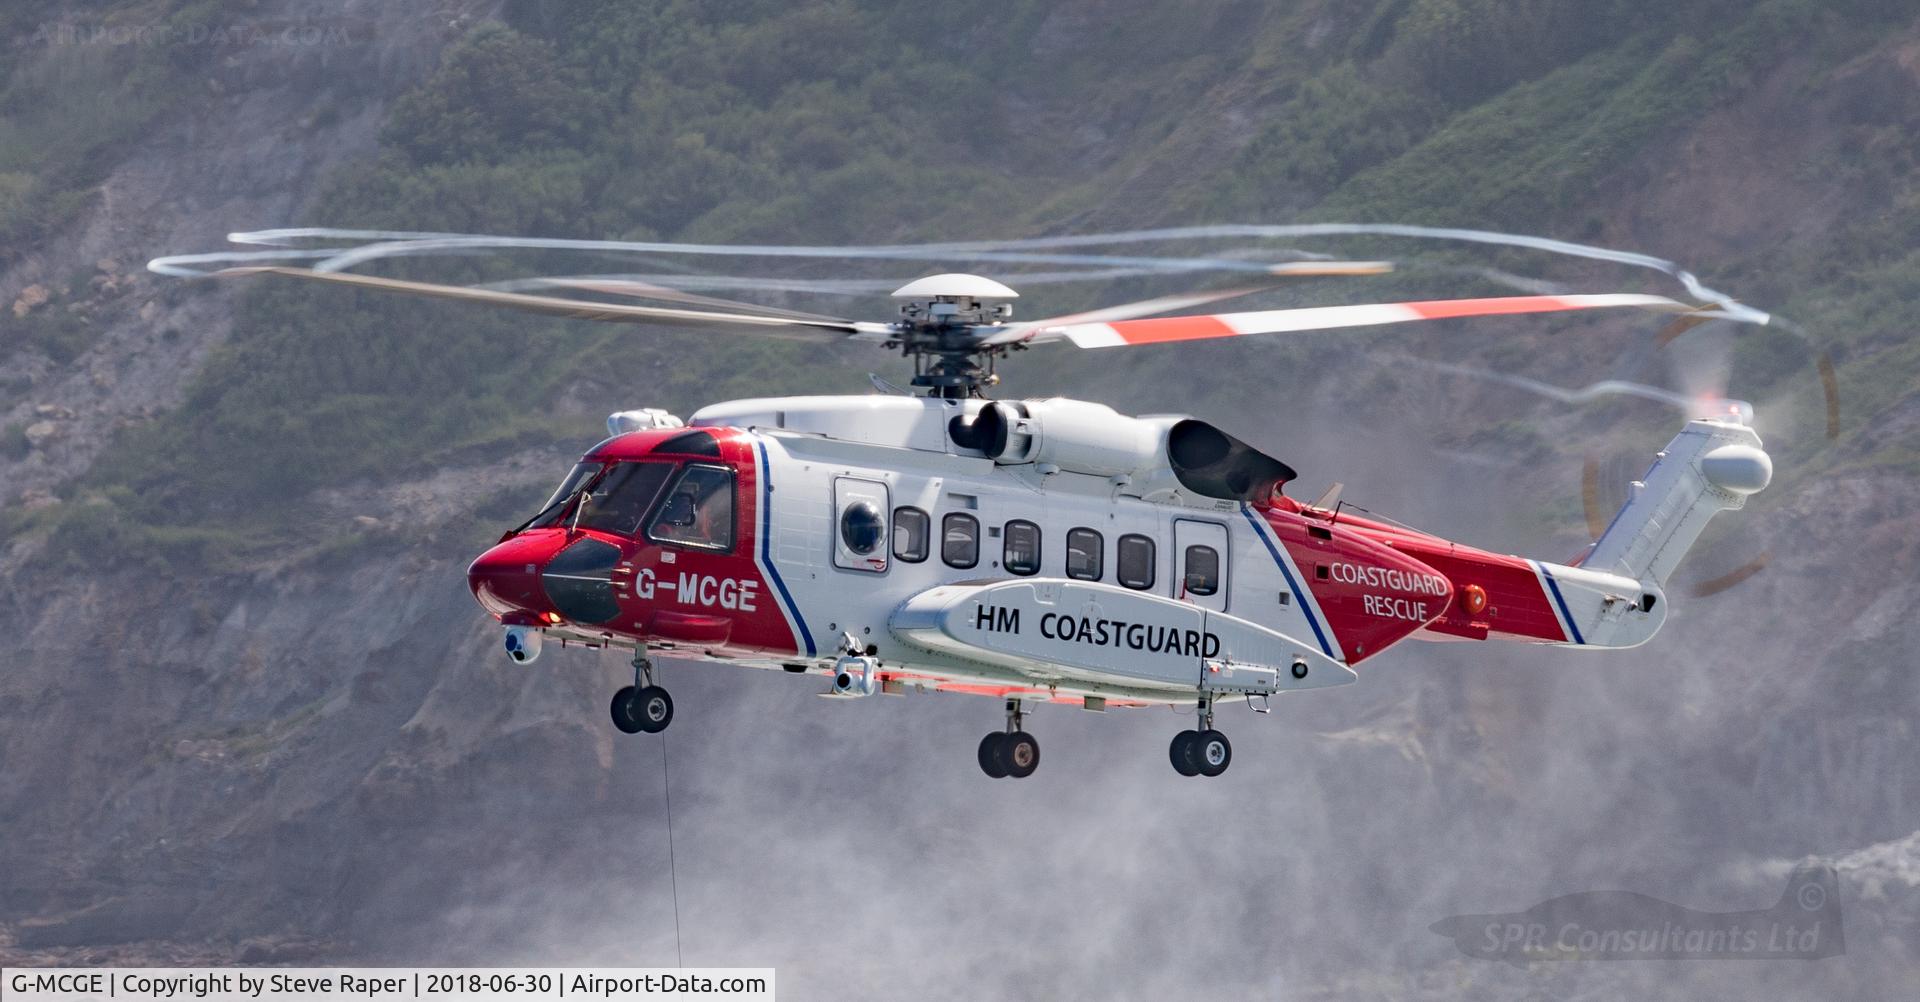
[217,266,890,340]
[1019,293,1703,348]
[983,262,1393,344]
[499,277,855,323]
[217,224,1772,325]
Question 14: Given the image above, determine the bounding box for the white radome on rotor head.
[890,273,1020,300]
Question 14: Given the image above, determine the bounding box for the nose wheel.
[611,647,672,734]
[978,699,1040,778]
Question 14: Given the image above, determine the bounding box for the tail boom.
[1318,417,1768,652]
[1325,522,1663,649]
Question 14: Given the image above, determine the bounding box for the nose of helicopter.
[467,531,562,620]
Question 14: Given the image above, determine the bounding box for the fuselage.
[467,395,1637,709]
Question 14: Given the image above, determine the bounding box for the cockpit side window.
[574,462,674,537]
[647,464,736,551]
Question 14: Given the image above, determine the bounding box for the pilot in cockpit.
[651,467,733,550]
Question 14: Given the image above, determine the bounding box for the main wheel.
[978,732,1010,778]
[1194,729,1232,777]
[632,685,673,733]
[610,686,645,734]
[1002,731,1040,778]
[1169,730,1201,776]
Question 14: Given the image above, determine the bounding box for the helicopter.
[165,250,1774,779]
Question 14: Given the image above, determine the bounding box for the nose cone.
[468,530,563,619]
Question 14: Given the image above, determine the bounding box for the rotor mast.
[889,274,1020,399]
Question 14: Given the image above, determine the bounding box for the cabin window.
[574,461,674,537]
[1003,520,1041,576]
[1066,528,1103,581]
[839,501,884,555]
[942,513,980,569]
[1117,533,1156,590]
[647,464,735,551]
[892,507,930,562]
[1183,544,1221,597]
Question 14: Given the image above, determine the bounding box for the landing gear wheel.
[1170,730,1202,776]
[1195,729,1232,777]
[633,685,673,733]
[978,733,1010,778]
[613,685,672,734]
[611,686,645,734]
[1002,731,1040,778]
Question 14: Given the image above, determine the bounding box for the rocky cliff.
[2,3,1917,999]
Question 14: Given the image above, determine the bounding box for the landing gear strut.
[1170,698,1231,777]
[612,645,673,735]
[978,699,1040,779]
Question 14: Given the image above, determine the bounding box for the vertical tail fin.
[1581,418,1772,587]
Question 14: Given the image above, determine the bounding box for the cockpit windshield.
[515,459,720,542]
[520,462,605,531]
[545,463,601,508]
[574,462,675,536]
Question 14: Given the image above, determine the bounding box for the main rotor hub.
[891,273,1018,326]
[888,274,1020,398]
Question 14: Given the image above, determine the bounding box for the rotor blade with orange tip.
[980,261,1394,344]
[1018,293,1700,348]
[216,266,892,340]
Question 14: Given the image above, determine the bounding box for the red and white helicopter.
[176,251,1773,778]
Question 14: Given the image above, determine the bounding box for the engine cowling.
[962,398,1296,503]
[971,398,1165,477]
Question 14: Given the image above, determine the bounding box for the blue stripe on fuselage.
[1536,561,1586,646]
[1241,505,1334,659]
[754,440,815,657]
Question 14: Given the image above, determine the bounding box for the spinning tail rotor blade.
[1658,312,1841,440]
[1021,293,1701,348]
[215,266,890,340]
[1818,351,1841,439]
[1689,552,1772,597]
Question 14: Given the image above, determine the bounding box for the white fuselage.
[682,396,1352,705]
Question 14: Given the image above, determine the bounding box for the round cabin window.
[840,501,884,555]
